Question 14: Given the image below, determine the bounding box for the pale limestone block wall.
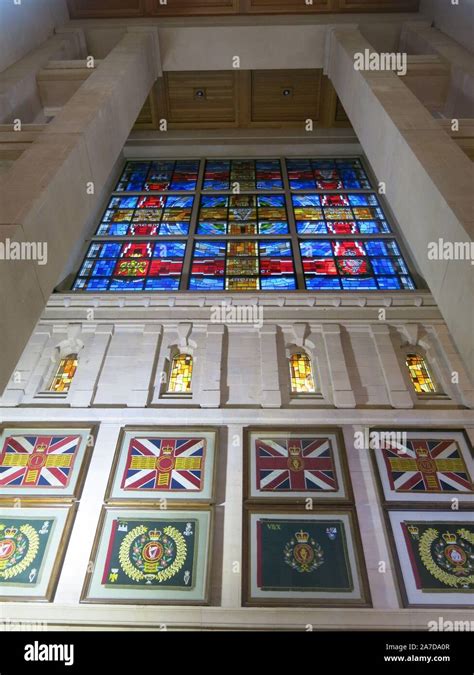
[225,328,262,406]
[325,27,474,382]
[93,325,161,407]
[0,27,161,394]
[0,0,70,73]
[2,314,472,411]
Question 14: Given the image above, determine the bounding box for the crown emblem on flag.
[35,444,48,453]
[148,529,161,541]
[161,445,174,456]
[4,527,17,538]
[295,530,310,544]
[407,525,419,537]
[288,445,301,457]
[415,447,429,457]
[442,532,457,544]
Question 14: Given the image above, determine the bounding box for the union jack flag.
[382,439,473,493]
[121,437,206,492]
[0,434,80,488]
[255,437,338,492]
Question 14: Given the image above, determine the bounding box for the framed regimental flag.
[245,508,370,606]
[82,507,212,604]
[0,504,76,601]
[387,510,474,607]
[106,428,217,504]
[0,424,96,502]
[245,428,351,502]
[373,430,474,505]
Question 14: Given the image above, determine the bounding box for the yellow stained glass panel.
[406,353,436,394]
[47,354,78,393]
[168,354,193,393]
[289,352,316,394]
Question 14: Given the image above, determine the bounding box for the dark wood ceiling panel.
[163,71,238,125]
[250,70,321,123]
[67,0,145,18]
[135,70,351,130]
[244,0,334,13]
[339,0,419,10]
[147,0,238,15]
[68,0,419,16]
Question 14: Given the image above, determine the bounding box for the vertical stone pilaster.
[322,324,356,408]
[221,425,244,609]
[259,324,282,408]
[200,324,225,408]
[371,324,413,409]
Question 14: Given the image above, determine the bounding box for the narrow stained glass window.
[168,354,193,394]
[289,353,316,394]
[47,354,78,393]
[405,354,437,394]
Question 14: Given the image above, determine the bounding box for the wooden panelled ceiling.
[133,69,351,130]
[67,0,419,18]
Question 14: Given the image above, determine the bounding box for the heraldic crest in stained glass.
[0,517,53,587]
[403,521,474,591]
[102,518,196,588]
[121,437,206,492]
[255,437,338,493]
[0,434,81,489]
[382,439,473,494]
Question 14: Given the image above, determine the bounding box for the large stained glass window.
[72,157,417,293]
[405,354,437,394]
[47,354,78,393]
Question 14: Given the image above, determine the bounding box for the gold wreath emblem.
[419,528,474,588]
[118,525,187,583]
[0,524,40,580]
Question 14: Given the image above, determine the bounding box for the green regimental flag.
[402,521,474,592]
[102,518,197,589]
[257,518,353,592]
[0,517,53,586]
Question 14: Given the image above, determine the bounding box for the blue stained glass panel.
[259,241,292,257]
[189,276,225,291]
[194,241,226,257]
[261,276,296,290]
[300,238,415,291]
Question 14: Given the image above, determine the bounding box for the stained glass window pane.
[197,194,289,235]
[292,194,390,235]
[189,239,296,291]
[289,353,316,394]
[203,159,283,191]
[168,354,193,393]
[300,239,415,291]
[405,354,437,394]
[96,195,194,237]
[116,160,199,192]
[287,158,371,190]
[47,354,78,393]
[73,240,186,291]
